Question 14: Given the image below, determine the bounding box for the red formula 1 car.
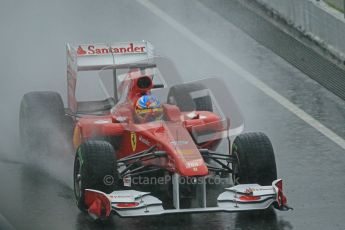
[19,41,290,220]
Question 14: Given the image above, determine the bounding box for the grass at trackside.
[323,0,344,13]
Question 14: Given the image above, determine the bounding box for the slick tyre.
[167,83,213,112]
[19,91,66,157]
[231,132,277,186]
[74,140,118,211]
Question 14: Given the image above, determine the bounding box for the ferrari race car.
[19,41,290,220]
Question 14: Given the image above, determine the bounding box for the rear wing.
[66,41,154,71]
[66,41,154,112]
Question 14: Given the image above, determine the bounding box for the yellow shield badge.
[130,132,137,151]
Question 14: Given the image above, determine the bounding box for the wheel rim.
[74,156,82,200]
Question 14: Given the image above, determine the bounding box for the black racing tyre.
[231,132,277,186]
[19,91,66,156]
[74,140,118,211]
[167,83,213,112]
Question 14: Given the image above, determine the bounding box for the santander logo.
[77,43,146,56]
[77,46,87,55]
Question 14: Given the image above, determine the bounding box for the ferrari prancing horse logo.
[130,132,137,151]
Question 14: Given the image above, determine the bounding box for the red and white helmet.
[135,95,163,123]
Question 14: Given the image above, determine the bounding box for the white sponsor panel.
[77,42,147,56]
[185,159,203,168]
[66,40,154,71]
[94,120,111,124]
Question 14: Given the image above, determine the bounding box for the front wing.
[84,177,289,219]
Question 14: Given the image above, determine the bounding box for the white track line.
[137,0,345,150]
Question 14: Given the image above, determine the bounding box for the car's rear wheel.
[74,140,118,211]
[167,83,213,112]
[167,83,220,150]
[19,91,67,157]
[231,132,277,186]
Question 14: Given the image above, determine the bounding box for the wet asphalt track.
[1,0,345,229]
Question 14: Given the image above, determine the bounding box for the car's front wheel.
[231,132,277,186]
[74,140,118,211]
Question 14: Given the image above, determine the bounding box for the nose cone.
[156,123,209,177]
[176,156,209,176]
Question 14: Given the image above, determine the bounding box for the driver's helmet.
[135,95,163,123]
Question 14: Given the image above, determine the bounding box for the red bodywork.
[72,70,226,177]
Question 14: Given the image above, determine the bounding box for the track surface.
[1,0,345,229]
